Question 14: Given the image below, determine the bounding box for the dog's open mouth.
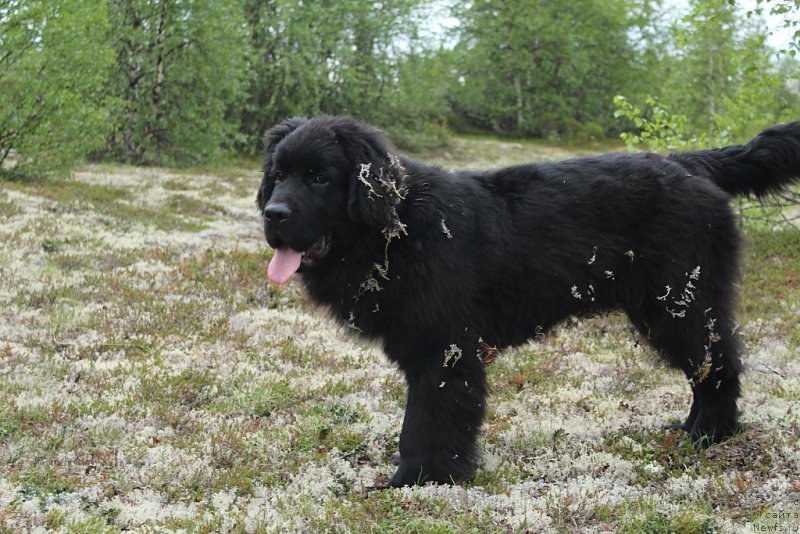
[267,234,331,285]
[300,234,331,267]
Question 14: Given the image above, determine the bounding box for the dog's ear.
[263,117,306,161]
[332,118,407,231]
[257,118,305,210]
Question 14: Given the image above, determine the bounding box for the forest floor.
[0,138,798,532]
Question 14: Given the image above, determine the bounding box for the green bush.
[0,0,117,177]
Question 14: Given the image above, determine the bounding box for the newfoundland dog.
[256,116,800,487]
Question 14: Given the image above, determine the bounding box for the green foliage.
[0,0,117,177]
[449,0,639,137]
[617,0,800,142]
[613,95,720,151]
[104,0,249,166]
[666,0,797,137]
[757,0,800,57]
[615,0,799,150]
[382,48,454,150]
[238,0,435,153]
[1,0,797,170]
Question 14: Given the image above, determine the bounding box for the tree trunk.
[122,1,144,161]
[707,42,715,136]
[152,0,168,113]
[513,74,523,131]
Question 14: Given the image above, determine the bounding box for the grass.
[0,190,19,218]
[0,137,798,532]
[413,135,621,171]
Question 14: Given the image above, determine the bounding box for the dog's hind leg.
[683,313,742,445]
[638,301,742,445]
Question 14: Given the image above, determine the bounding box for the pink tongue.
[267,247,303,285]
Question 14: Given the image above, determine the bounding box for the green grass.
[410,134,623,171]
[8,177,131,205]
[614,500,718,534]
[0,190,19,218]
[1,175,222,231]
[738,226,800,362]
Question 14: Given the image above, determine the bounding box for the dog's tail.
[668,121,800,198]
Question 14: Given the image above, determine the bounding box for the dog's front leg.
[388,349,488,487]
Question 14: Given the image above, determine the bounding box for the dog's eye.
[274,171,284,182]
[313,174,330,186]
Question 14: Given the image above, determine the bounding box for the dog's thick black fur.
[256,116,800,487]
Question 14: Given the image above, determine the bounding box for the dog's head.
[256,116,407,284]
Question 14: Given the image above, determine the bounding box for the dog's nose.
[264,203,291,223]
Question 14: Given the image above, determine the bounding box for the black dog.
[256,116,800,487]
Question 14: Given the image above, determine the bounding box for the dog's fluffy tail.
[669,121,800,198]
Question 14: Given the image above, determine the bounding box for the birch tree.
[450,0,635,137]
[0,0,116,176]
[106,0,248,165]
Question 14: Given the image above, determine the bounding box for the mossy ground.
[0,141,797,532]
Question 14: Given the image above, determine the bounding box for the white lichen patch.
[443,344,463,367]
[99,488,200,528]
[440,218,453,239]
[571,285,582,299]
